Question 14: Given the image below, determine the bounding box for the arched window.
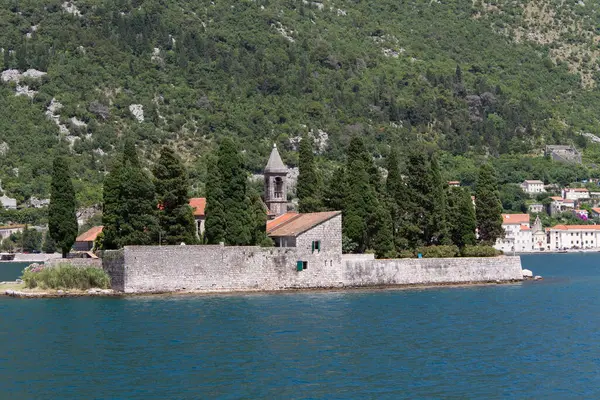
[274,177,283,199]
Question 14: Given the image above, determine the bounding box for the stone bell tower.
[264,144,288,217]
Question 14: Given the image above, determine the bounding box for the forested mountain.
[1,0,600,205]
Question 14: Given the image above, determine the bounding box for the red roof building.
[74,226,103,252]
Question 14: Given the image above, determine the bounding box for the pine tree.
[297,134,322,213]
[218,138,252,245]
[204,155,226,244]
[447,187,476,248]
[153,146,198,245]
[475,163,504,244]
[48,156,78,258]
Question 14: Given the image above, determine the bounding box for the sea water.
[0,253,599,398]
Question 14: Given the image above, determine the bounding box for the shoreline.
[1,279,524,299]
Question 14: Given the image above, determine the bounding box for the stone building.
[74,226,103,252]
[264,144,288,217]
[545,145,582,164]
[189,197,206,236]
[520,180,545,195]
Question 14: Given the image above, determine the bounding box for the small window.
[312,240,321,253]
[296,260,308,271]
[303,261,308,270]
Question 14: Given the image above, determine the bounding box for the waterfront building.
[521,180,545,195]
[546,225,600,250]
[267,211,341,251]
[495,214,531,253]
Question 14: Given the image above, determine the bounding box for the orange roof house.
[74,226,103,252]
[189,198,206,217]
[502,214,530,225]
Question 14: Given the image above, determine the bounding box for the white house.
[550,196,575,216]
[0,194,16,209]
[547,225,600,250]
[0,224,24,241]
[563,188,590,201]
[528,203,544,214]
[521,180,545,195]
[495,214,532,253]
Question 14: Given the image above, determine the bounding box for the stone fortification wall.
[46,258,102,268]
[103,244,522,293]
[107,244,343,293]
[343,256,523,286]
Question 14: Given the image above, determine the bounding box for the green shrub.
[461,245,503,257]
[21,263,110,290]
[415,245,460,258]
[398,250,415,258]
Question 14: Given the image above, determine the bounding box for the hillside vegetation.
[1,0,600,205]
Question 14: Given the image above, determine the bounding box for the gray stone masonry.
[46,258,102,268]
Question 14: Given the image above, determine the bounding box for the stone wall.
[103,243,523,293]
[46,258,102,268]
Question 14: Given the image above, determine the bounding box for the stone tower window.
[274,177,283,199]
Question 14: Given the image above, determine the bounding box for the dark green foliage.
[416,245,460,258]
[385,148,408,251]
[323,167,346,211]
[447,187,477,248]
[461,245,501,257]
[403,149,431,248]
[475,164,504,244]
[48,156,78,258]
[249,189,272,247]
[498,184,529,213]
[370,204,395,258]
[101,138,158,249]
[204,155,226,244]
[154,146,198,245]
[21,225,42,253]
[218,138,252,246]
[427,154,449,245]
[42,233,57,254]
[297,135,322,213]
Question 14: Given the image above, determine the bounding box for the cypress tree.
[48,156,78,258]
[297,134,322,213]
[426,154,449,245]
[370,204,395,258]
[153,146,198,245]
[118,138,158,246]
[323,166,346,211]
[249,189,272,246]
[475,163,504,244]
[343,160,371,252]
[218,138,252,245]
[385,148,409,251]
[447,187,476,248]
[42,233,57,254]
[101,160,123,250]
[404,149,430,248]
[204,155,226,244]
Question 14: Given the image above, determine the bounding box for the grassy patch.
[22,264,110,290]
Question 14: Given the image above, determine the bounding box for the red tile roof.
[189,198,206,217]
[266,212,299,233]
[549,225,600,231]
[592,208,600,215]
[267,211,341,237]
[76,226,103,242]
[567,188,589,192]
[520,225,531,231]
[502,214,530,225]
[550,196,563,201]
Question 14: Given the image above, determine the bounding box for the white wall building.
[0,194,16,209]
[528,203,544,214]
[547,225,600,250]
[495,214,532,253]
[550,196,575,216]
[521,180,545,195]
[563,188,590,201]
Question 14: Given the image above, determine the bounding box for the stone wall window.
[274,177,283,199]
[312,240,321,253]
[296,261,308,271]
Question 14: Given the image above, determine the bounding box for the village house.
[0,194,17,210]
[573,209,589,220]
[494,214,532,253]
[448,181,460,187]
[521,180,545,195]
[189,197,206,236]
[528,203,544,214]
[550,196,575,216]
[592,208,600,219]
[563,187,590,201]
[28,197,50,208]
[73,226,103,252]
[547,225,600,250]
[0,224,24,241]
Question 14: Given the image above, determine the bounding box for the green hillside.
[1,0,599,205]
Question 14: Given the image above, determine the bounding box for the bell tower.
[264,144,288,217]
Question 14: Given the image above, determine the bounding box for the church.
[190,143,291,236]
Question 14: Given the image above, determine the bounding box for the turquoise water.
[0,262,30,281]
[1,254,599,398]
